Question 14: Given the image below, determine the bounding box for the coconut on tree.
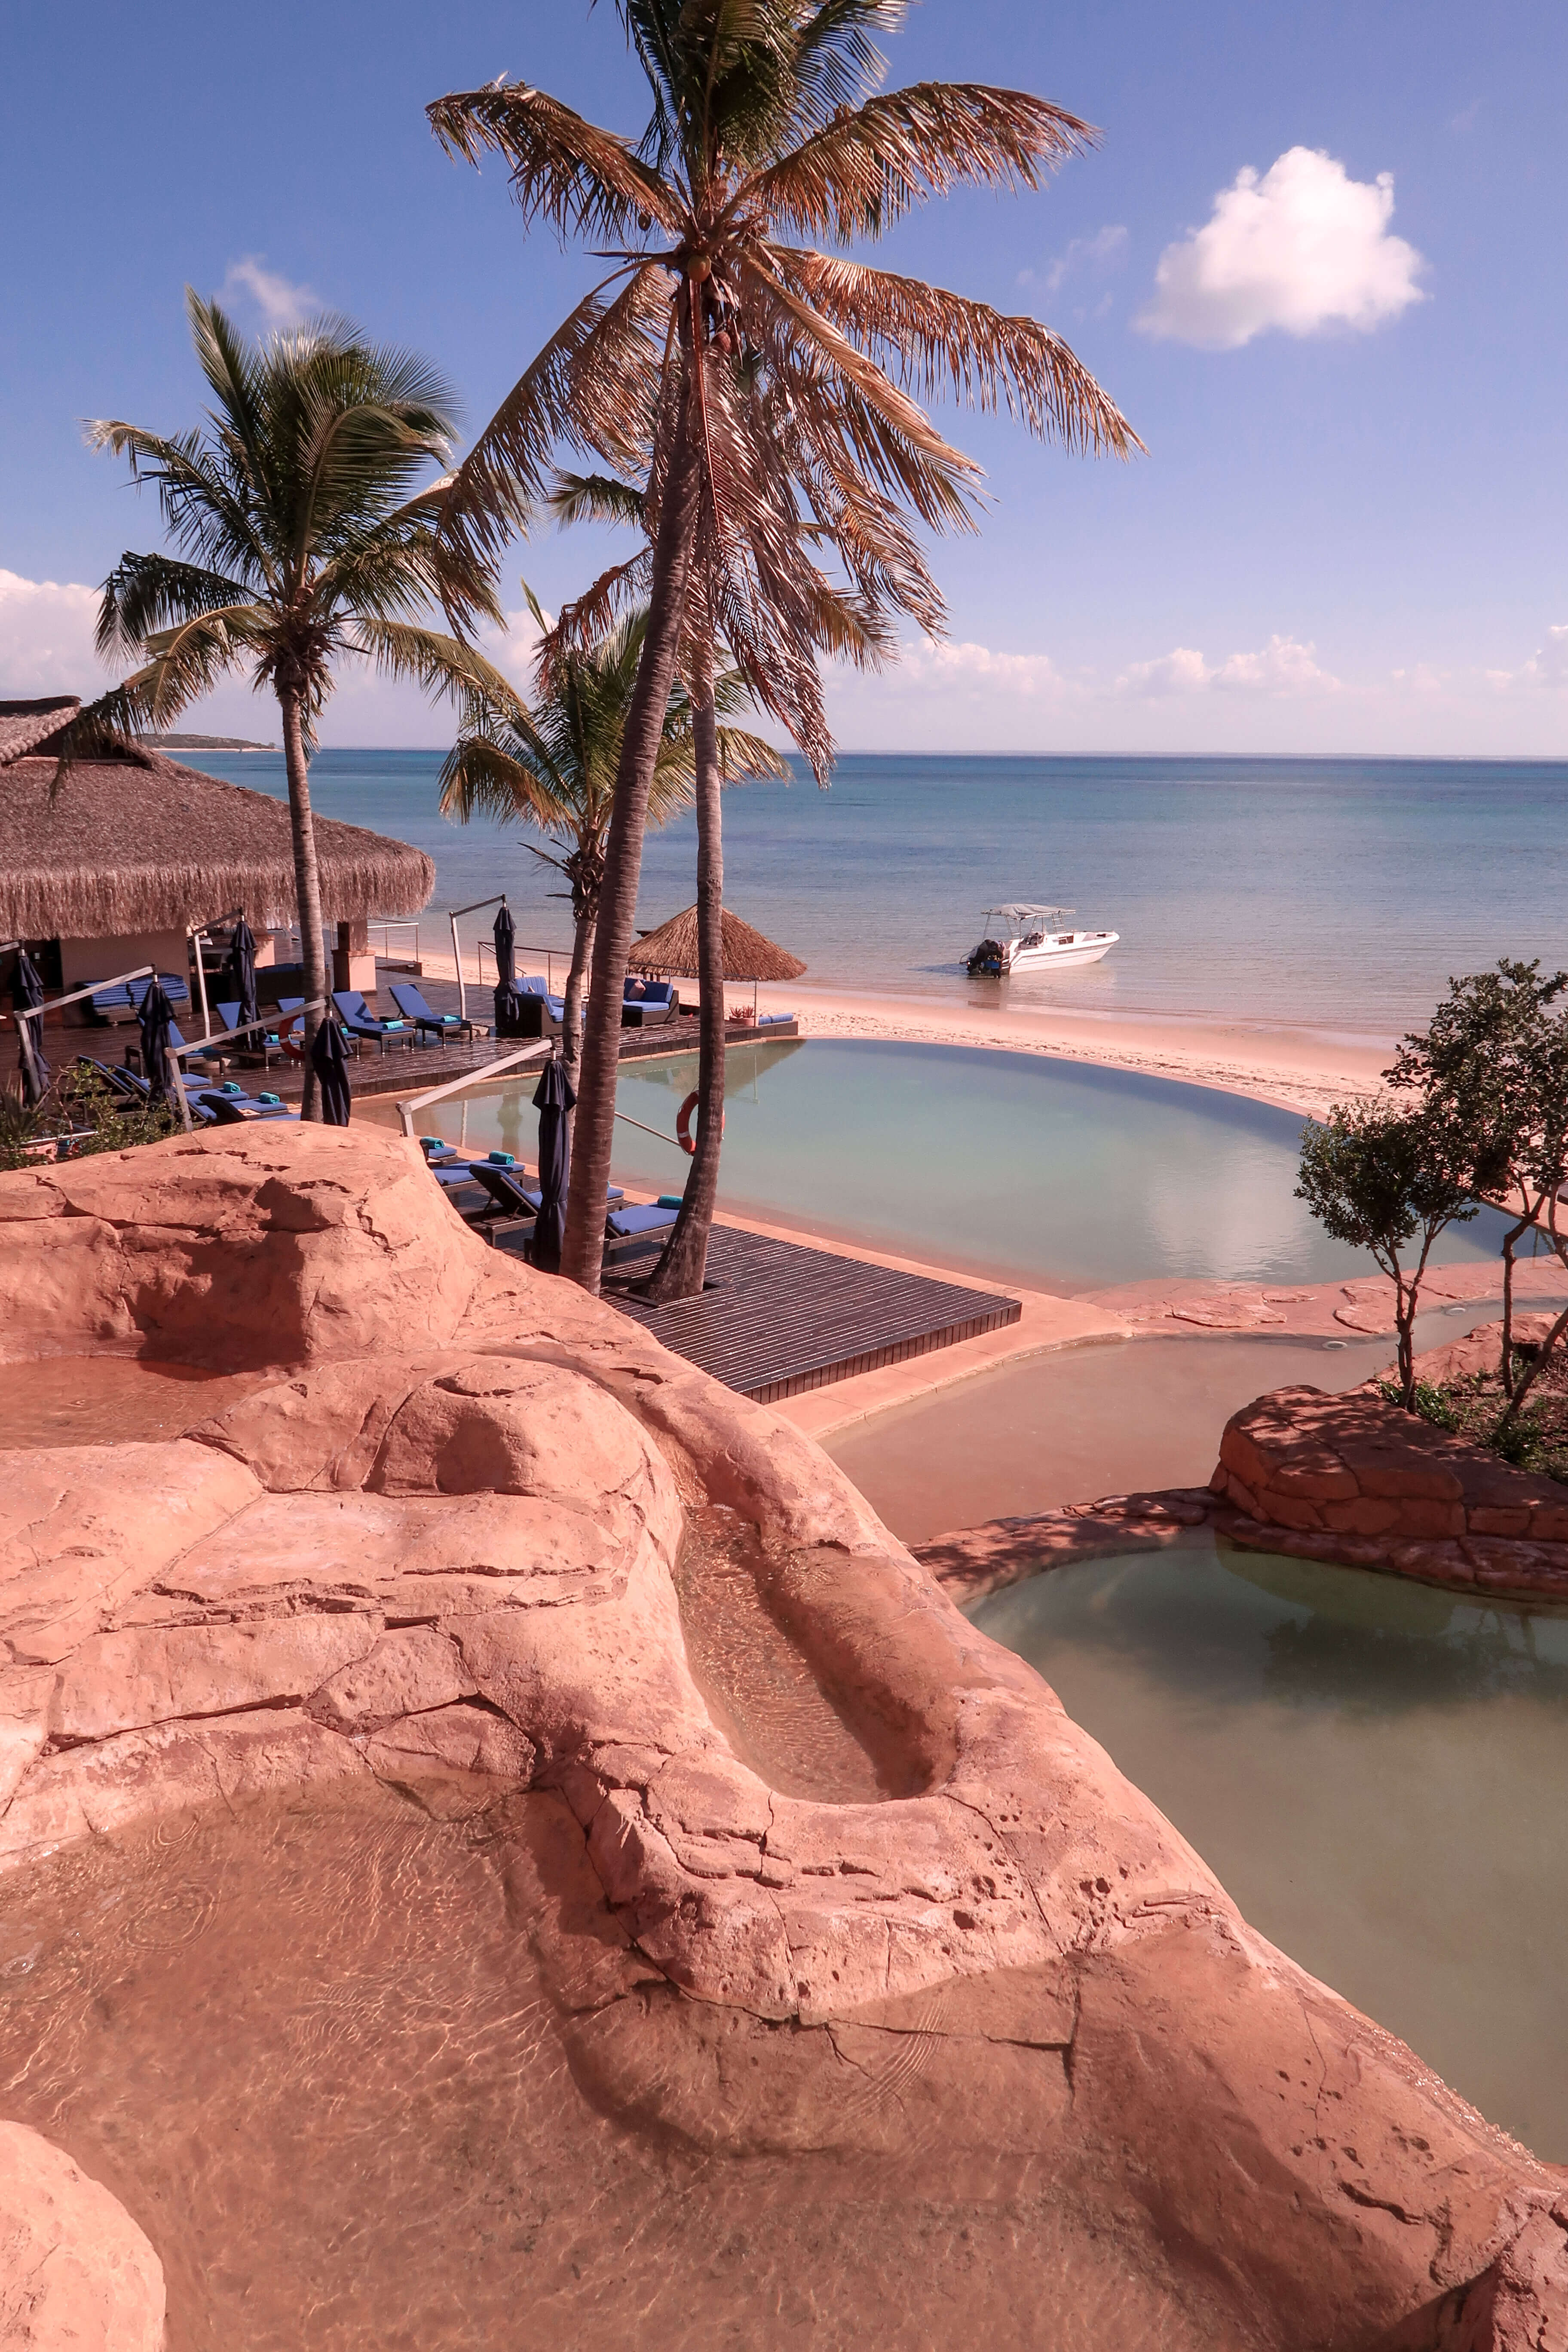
[438,589,784,1107]
[87,292,506,1115]
[427,0,1140,1289]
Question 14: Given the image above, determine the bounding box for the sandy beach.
[408,944,1394,1121]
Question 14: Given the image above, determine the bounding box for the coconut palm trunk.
[560,903,596,1115]
[560,399,702,1292]
[279,684,329,1121]
[643,667,724,1302]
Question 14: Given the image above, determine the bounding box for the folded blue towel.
[487,1151,515,1166]
[219,1082,244,1096]
[258,1092,281,1106]
[658,1195,684,1210]
[419,1135,447,1152]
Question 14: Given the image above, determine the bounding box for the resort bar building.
[0,695,434,1020]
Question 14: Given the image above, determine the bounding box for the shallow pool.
[427,1039,1522,1291]
[969,1536,1568,2159]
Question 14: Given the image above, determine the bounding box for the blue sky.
[3,0,1565,753]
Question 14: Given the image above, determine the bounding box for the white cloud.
[0,569,114,696]
[1118,633,1339,696]
[898,639,1068,698]
[1136,147,1425,349]
[1029,224,1129,296]
[1515,623,1568,689]
[0,567,549,742]
[220,255,318,330]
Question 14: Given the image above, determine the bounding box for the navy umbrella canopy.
[310,1014,352,1126]
[493,903,515,988]
[493,903,521,1038]
[530,1055,575,1275]
[11,949,44,1018]
[224,918,260,1045]
[138,978,175,1107]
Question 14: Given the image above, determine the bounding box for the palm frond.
[778,251,1143,456]
[427,82,681,239]
[548,470,649,530]
[95,552,258,665]
[741,82,1093,241]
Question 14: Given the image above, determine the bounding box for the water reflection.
[969,1536,1568,2159]
[428,1040,1520,1292]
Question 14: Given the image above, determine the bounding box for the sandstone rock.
[0,1124,1561,2346]
[0,2123,164,2350]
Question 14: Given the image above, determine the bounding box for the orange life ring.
[675,1091,724,1155]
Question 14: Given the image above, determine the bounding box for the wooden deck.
[2,962,797,1106]
[604,1225,1021,1404]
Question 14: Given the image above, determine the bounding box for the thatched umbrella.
[628,906,805,1021]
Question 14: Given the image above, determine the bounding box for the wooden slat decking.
[605,1225,1021,1404]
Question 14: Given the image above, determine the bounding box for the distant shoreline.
[140,733,275,753]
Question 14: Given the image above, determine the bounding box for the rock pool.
[969,1533,1568,2160]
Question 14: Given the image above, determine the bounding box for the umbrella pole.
[191,926,211,1041]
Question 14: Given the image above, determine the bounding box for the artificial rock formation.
[0,1125,1565,2347]
[1213,1379,1568,1598]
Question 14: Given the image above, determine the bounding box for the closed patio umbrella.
[530,1055,574,1274]
[310,1014,352,1126]
[10,949,49,1110]
[493,903,516,988]
[12,948,44,1020]
[15,1010,50,1110]
[492,903,521,1038]
[138,978,175,1107]
[224,917,260,1047]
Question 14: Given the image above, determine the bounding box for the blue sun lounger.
[388,982,473,1042]
[332,989,410,1053]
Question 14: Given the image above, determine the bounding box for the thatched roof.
[629,905,806,982]
[0,696,80,766]
[0,741,435,937]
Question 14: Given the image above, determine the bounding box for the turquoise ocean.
[196,750,1568,1041]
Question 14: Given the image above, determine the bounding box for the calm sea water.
[197,749,1568,1039]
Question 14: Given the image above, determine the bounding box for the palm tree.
[87,291,506,1115]
[439,594,783,1112]
[429,4,1140,1288]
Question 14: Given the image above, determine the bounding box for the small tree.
[1495,1010,1568,1432]
[1296,1101,1482,1408]
[1386,960,1567,1396]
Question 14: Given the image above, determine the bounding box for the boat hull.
[1005,931,1118,972]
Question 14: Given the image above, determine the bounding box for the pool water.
[969,1535,1568,2160]
[424,1040,1523,1292]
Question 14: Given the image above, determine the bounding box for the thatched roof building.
[629,905,806,982]
[0,697,434,939]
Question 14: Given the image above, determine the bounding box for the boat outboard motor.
[967,938,1005,977]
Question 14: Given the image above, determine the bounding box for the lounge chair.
[603,1202,679,1259]
[332,989,410,1054]
[621,978,679,1028]
[388,982,473,1042]
[190,1084,297,1124]
[214,1000,285,1066]
[756,1011,794,1028]
[87,981,135,1022]
[127,972,191,1014]
[70,1054,219,1124]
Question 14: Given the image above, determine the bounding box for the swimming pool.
[426,1038,1522,1292]
[969,1536,1568,2161]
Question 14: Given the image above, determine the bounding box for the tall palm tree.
[88,291,505,1115]
[429,3,1139,1288]
[439,595,783,1110]
[544,472,745,1301]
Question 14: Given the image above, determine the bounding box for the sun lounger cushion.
[756,1012,793,1026]
[605,1204,678,1239]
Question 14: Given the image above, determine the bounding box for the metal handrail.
[395,1040,551,1135]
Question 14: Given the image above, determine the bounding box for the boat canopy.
[983,904,1075,931]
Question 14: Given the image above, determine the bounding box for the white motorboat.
[966,903,1118,977]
